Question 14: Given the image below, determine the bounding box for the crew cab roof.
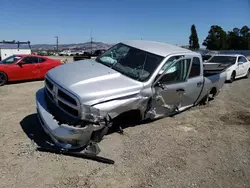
[121,40,194,57]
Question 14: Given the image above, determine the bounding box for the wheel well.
[0,71,8,80]
[232,70,236,75]
[112,109,142,126]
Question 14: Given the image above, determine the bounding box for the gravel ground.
[1,78,250,188]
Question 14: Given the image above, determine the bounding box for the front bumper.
[36,88,105,149]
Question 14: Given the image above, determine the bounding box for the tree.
[189,24,200,50]
[240,25,250,50]
[202,25,227,50]
[227,28,241,50]
[227,26,250,50]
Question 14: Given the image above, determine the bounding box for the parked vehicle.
[0,54,62,86]
[202,54,212,62]
[72,50,106,62]
[203,54,250,83]
[36,40,231,150]
[59,50,85,56]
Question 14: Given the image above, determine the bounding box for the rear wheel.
[0,72,7,86]
[200,89,214,105]
[229,72,236,83]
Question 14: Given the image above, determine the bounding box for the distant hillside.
[32,42,115,51]
[0,41,115,51]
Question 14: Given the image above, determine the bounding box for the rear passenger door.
[182,57,204,106]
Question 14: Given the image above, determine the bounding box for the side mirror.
[155,81,165,90]
[238,61,243,65]
[204,60,208,63]
[18,61,25,65]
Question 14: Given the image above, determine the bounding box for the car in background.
[0,54,62,86]
[203,54,250,83]
[202,55,212,62]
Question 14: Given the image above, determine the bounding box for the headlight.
[227,69,231,72]
[81,105,106,124]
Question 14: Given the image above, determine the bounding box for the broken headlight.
[81,105,105,124]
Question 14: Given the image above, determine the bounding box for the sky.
[0,0,249,46]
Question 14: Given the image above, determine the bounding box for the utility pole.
[55,36,58,53]
[90,28,93,54]
[90,36,93,55]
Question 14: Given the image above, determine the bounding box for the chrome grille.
[45,77,80,118]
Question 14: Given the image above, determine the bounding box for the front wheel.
[245,69,250,79]
[229,72,235,83]
[0,72,8,86]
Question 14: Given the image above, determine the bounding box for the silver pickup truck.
[36,40,229,150]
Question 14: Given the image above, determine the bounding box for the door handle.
[176,88,185,92]
[197,82,203,87]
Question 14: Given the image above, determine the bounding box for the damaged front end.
[36,88,112,152]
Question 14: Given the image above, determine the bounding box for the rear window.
[189,57,201,78]
[38,57,46,63]
[208,56,236,64]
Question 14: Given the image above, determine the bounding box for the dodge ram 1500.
[36,40,231,150]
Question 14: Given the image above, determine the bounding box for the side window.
[188,57,201,78]
[238,56,247,63]
[159,59,191,84]
[22,57,39,64]
[160,55,184,72]
[38,57,46,63]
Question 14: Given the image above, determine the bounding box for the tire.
[245,69,250,79]
[229,72,236,83]
[199,89,213,105]
[0,72,7,86]
[200,93,209,105]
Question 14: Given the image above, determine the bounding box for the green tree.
[227,27,241,50]
[189,24,200,50]
[227,26,250,50]
[203,25,227,50]
[240,25,250,50]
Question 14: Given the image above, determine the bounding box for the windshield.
[95,43,164,81]
[0,55,22,64]
[208,56,236,64]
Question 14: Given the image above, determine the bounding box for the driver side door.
[152,56,192,116]
[237,56,248,77]
[16,56,40,80]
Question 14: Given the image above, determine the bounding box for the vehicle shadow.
[107,112,156,135]
[225,76,248,83]
[7,79,44,85]
[20,113,55,149]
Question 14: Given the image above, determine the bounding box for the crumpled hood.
[46,59,143,105]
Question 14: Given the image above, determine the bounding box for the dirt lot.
[1,78,250,188]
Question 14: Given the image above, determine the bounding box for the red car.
[0,54,62,86]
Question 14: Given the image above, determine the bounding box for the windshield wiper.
[112,66,139,80]
[95,58,112,68]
